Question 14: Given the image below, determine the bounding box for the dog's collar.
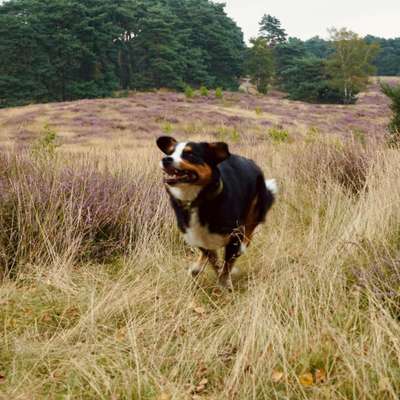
[178,179,223,209]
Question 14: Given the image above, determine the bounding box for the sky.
[223,0,400,42]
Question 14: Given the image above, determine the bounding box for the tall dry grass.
[1,136,400,399]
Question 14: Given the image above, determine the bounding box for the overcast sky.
[223,0,400,42]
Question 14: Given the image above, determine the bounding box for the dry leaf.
[211,287,223,297]
[198,378,208,386]
[188,302,206,315]
[315,368,327,384]
[193,306,206,315]
[299,372,314,387]
[0,374,5,384]
[271,370,284,383]
[195,385,206,393]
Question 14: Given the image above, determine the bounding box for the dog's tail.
[255,177,277,223]
[265,179,278,196]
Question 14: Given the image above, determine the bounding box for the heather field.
[1,80,400,399]
[0,78,398,150]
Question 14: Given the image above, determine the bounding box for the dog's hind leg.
[189,248,218,278]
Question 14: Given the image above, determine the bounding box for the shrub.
[304,126,321,143]
[31,124,60,158]
[162,122,173,134]
[200,86,209,96]
[0,151,167,275]
[295,139,372,194]
[255,107,263,116]
[215,87,223,99]
[380,81,400,147]
[268,126,290,143]
[184,85,195,99]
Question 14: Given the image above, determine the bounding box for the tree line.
[244,16,397,104]
[0,0,244,107]
[0,0,399,107]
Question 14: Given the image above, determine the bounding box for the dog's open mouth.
[163,167,198,185]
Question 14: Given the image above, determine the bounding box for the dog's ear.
[156,136,177,155]
[207,142,230,164]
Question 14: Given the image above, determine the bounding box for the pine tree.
[245,37,274,94]
[259,14,287,47]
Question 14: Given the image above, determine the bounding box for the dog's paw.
[218,275,233,291]
[188,263,202,278]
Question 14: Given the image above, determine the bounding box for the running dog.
[156,136,277,288]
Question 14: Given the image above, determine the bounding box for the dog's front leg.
[189,248,218,278]
[219,238,242,289]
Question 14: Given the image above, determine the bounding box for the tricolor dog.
[156,136,277,288]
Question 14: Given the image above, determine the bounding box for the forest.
[0,0,399,107]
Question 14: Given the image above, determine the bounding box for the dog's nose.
[162,157,173,167]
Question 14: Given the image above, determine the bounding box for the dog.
[156,136,277,288]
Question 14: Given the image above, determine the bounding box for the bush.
[162,122,173,134]
[268,127,290,143]
[380,81,400,147]
[215,87,223,99]
[0,151,167,274]
[31,124,60,158]
[200,86,209,96]
[184,85,195,99]
[295,139,372,194]
[255,107,263,116]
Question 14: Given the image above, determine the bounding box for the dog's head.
[156,136,230,187]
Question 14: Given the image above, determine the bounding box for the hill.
[0,78,398,150]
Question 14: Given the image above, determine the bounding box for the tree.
[304,36,333,59]
[380,81,400,145]
[244,37,274,94]
[364,35,400,76]
[326,28,380,104]
[259,14,287,47]
[279,57,342,103]
[274,37,307,85]
[0,0,245,107]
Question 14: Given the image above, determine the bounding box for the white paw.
[231,266,240,277]
[188,263,202,277]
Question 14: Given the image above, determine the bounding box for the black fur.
[169,152,274,235]
[157,137,276,287]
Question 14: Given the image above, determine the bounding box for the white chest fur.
[168,184,201,202]
[183,208,229,250]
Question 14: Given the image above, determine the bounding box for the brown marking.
[179,159,213,186]
[184,145,193,152]
[166,142,177,154]
[157,136,177,155]
[192,249,219,277]
[198,249,218,269]
[242,195,261,247]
